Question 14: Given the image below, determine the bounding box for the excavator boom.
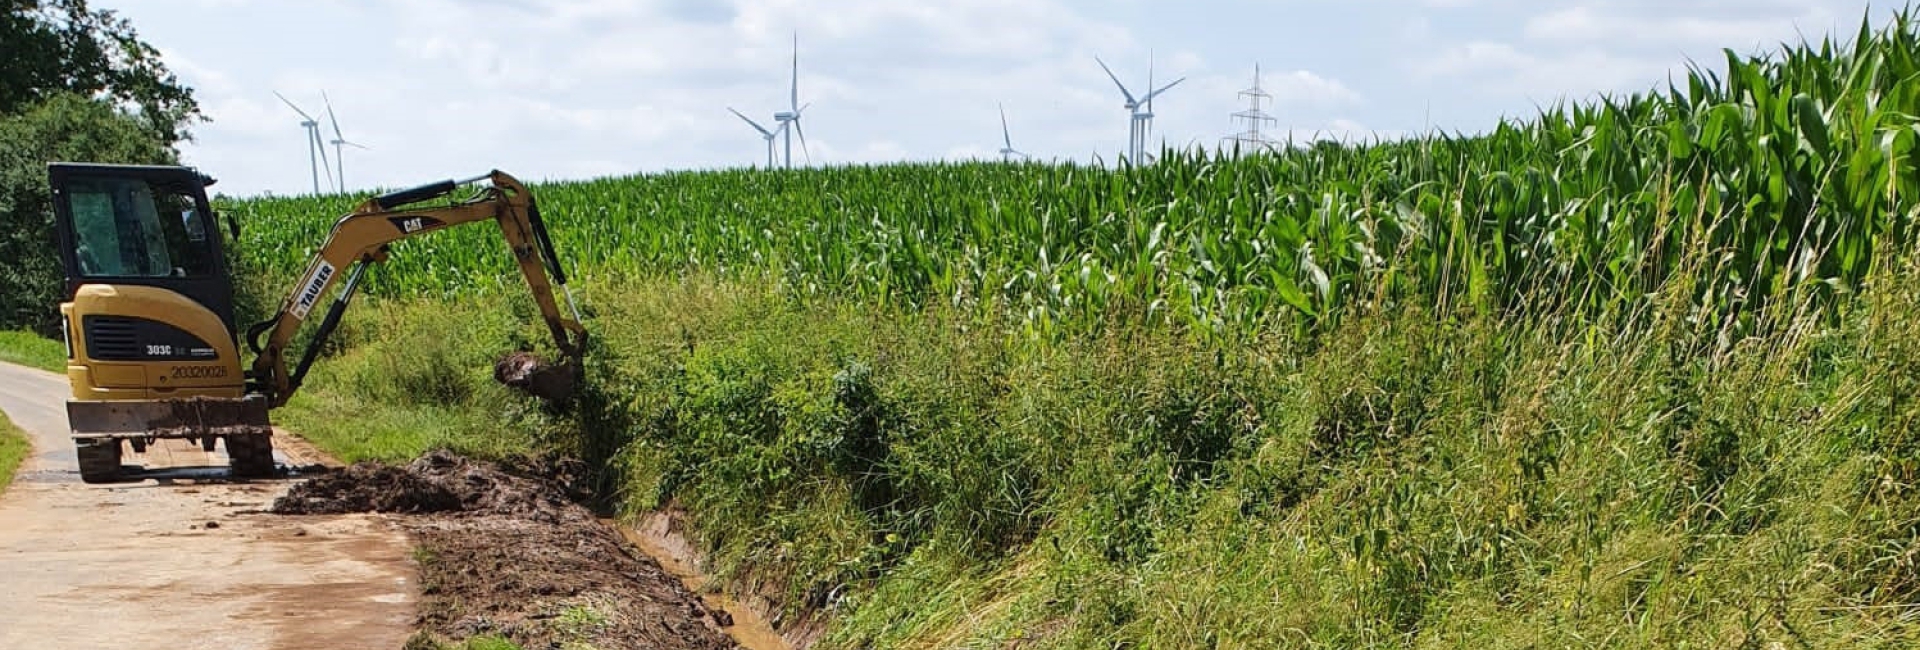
[246,170,587,407]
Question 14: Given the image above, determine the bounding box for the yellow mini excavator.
[48,164,588,482]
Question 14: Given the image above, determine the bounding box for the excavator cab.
[51,165,244,391]
[49,164,267,483]
[51,164,235,325]
[48,164,587,483]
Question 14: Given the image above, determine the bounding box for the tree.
[0,94,177,333]
[0,1,195,333]
[0,0,202,143]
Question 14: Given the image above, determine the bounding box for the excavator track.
[225,431,276,478]
[75,438,123,484]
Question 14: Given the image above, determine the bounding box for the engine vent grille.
[83,316,141,360]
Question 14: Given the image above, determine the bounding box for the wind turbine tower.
[1224,63,1280,154]
[322,91,370,190]
[772,33,812,168]
[998,103,1028,162]
[274,91,332,194]
[728,107,783,167]
[727,34,812,169]
[1097,54,1184,163]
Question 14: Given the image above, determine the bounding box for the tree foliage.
[0,93,177,332]
[0,0,201,142]
[0,1,195,332]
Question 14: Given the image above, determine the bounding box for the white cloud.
[132,0,1143,194]
[1523,4,1851,51]
[1268,70,1363,108]
[106,0,1905,195]
[1419,40,1663,100]
[1409,1,1890,124]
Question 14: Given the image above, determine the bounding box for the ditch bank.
[271,450,777,650]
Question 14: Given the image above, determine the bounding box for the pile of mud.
[272,451,582,522]
[272,451,738,650]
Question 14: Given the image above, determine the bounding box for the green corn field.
[222,10,1920,338]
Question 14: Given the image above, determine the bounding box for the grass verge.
[282,268,1920,649]
[0,410,30,496]
[0,331,63,374]
[273,298,544,464]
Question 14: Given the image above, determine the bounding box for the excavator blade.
[66,396,278,481]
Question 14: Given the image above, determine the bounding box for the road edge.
[0,411,28,496]
[0,361,53,497]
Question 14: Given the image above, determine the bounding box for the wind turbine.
[274,91,333,194]
[321,91,370,191]
[1096,54,1184,163]
[998,103,1027,162]
[728,106,784,168]
[771,33,811,168]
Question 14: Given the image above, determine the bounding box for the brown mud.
[272,451,739,650]
[621,510,825,650]
[495,351,579,403]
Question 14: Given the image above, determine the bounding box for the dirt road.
[0,361,416,649]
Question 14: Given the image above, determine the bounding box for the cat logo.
[388,215,443,234]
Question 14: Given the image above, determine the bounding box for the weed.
[0,411,28,495]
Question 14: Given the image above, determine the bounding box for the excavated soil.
[273,451,739,650]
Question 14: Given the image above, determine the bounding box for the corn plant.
[221,7,1920,337]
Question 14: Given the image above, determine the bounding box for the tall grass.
[291,259,1920,648]
[0,330,64,373]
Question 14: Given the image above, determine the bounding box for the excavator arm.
[244,170,588,407]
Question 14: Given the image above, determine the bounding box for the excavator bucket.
[494,351,579,404]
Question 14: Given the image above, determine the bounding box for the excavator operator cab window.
[63,177,218,279]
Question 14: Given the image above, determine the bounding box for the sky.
[102,0,1898,197]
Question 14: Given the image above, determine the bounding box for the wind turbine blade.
[790,32,800,112]
[1095,57,1137,105]
[729,107,774,137]
[794,119,811,165]
[322,90,344,140]
[1000,103,1013,149]
[340,139,372,150]
[274,90,314,121]
[1142,77,1186,104]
